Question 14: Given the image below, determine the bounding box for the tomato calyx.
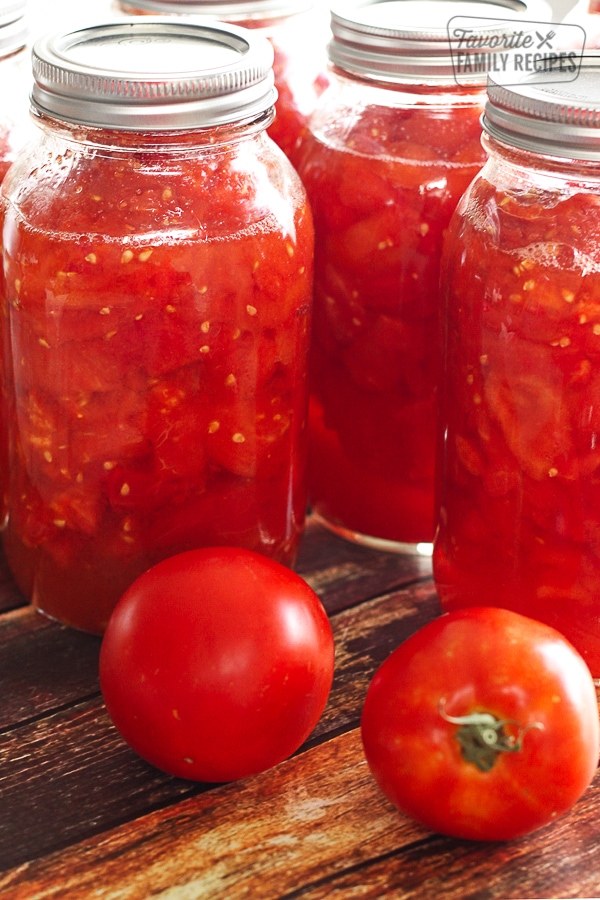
[439,700,544,773]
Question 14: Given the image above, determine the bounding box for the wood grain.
[0,729,431,900]
[4,727,599,900]
[283,782,600,900]
[0,606,101,730]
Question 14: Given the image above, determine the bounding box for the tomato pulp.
[297,96,486,547]
[1,129,313,633]
[434,145,600,674]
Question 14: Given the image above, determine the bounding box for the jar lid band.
[0,0,25,24]
[483,55,600,160]
[31,18,277,131]
[0,0,26,58]
[328,0,555,84]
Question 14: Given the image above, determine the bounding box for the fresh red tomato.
[99,547,335,782]
[360,607,600,841]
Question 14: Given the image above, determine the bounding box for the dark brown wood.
[1,513,599,899]
[0,730,430,900]
[0,606,101,730]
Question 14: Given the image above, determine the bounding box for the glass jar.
[1,18,314,633]
[295,0,551,554]
[113,0,330,165]
[434,59,600,675]
[0,1,30,181]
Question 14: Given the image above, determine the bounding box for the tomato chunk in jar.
[1,21,313,633]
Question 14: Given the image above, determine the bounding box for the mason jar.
[1,18,314,632]
[0,0,30,181]
[295,0,552,554]
[113,0,330,165]
[434,59,600,675]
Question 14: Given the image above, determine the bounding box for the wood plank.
[0,583,441,870]
[3,725,599,900]
[310,581,440,743]
[284,779,600,900]
[0,729,431,900]
[0,697,202,871]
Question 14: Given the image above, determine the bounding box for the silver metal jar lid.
[117,0,313,20]
[31,18,276,131]
[0,0,24,24]
[0,0,27,58]
[328,0,554,84]
[483,56,600,160]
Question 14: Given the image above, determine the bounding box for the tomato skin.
[99,547,335,782]
[360,607,600,841]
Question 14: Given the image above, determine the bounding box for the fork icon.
[536,30,555,48]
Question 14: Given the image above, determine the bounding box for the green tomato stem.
[439,700,544,773]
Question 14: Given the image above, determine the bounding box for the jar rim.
[31,17,277,131]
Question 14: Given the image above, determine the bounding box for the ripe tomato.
[360,607,600,841]
[99,547,335,782]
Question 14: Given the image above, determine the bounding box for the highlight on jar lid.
[483,55,600,159]
[328,0,556,83]
[117,0,313,20]
[0,0,27,57]
[30,18,276,130]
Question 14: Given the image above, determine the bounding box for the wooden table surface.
[1,515,599,900]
